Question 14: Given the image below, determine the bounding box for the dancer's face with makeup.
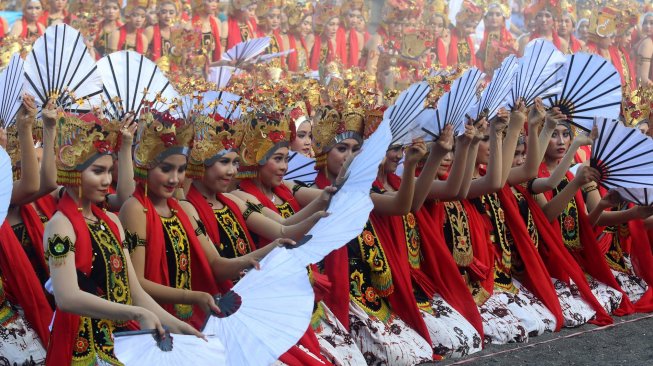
[546,125,571,161]
[147,154,187,199]
[259,147,289,188]
[203,152,239,193]
[80,155,114,204]
[326,139,360,178]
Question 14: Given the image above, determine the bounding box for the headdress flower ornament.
[312,105,365,168]
[623,86,653,128]
[56,113,121,187]
[313,0,341,34]
[133,102,194,182]
[237,104,291,178]
[285,1,314,28]
[188,112,244,179]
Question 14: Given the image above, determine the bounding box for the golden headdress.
[612,1,639,36]
[312,105,365,160]
[486,1,511,19]
[287,100,310,139]
[187,113,243,179]
[588,6,617,39]
[56,113,121,186]
[285,1,314,28]
[524,0,566,21]
[124,0,151,12]
[454,0,484,26]
[6,119,43,180]
[384,0,425,23]
[133,103,194,181]
[341,0,369,23]
[424,0,449,26]
[256,0,284,17]
[314,0,341,34]
[624,86,653,127]
[237,104,292,178]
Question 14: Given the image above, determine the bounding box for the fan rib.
[27,49,48,104]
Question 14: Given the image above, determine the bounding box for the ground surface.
[426,314,653,365]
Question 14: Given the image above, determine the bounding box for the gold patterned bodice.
[160,215,193,319]
[213,205,253,259]
[275,201,295,219]
[72,221,132,366]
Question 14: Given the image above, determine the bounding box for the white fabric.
[0,312,46,365]
[313,301,367,366]
[348,300,432,366]
[421,294,482,359]
[587,275,623,315]
[114,332,225,365]
[479,294,528,345]
[551,278,596,328]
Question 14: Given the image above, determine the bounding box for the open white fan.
[221,37,270,66]
[420,68,484,139]
[114,329,226,365]
[203,247,314,366]
[0,147,13,226]
[384,81,431,146]
[256,49,296,64]
[97,51,179,120]
[591,117,653,189]
[23,24,102,112]
[285,151,317,186]
[543,53,622,132]
[510,39,565,107]
[614,187,653,206]
[207,66,242,89]
[0,54,24,128]
[288,118,392,266]
[474,55,518,120]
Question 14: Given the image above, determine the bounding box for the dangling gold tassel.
[143,179,148,213]
[77,185,83,212]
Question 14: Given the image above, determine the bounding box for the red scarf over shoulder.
[0,17,6,38]
[20,18,45,39]
[387,174,484,337]
[530,31,562,50]
[227,16,256,49]
[309,32,347,71]
[192,15,222,62]
[513,183,613,325]
[133,185,224,329]
[19,195,57,280]
[286,34,305,71]
[448,28,477,67]
[117,26,145,53]
[344,27,370,68]
[569,35,582,53]
[538,164,634,315]
[45,193,120,365]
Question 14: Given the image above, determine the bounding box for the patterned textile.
[420,294,482,358]
[0,305,46,365]
[587,276,623,315]
[552,278,596,327]
[348,301,432,366]
[313,301,367,366]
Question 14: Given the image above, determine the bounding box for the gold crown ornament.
[623,86,653,128]
[55,113,121,187]
[486,1,511,19]
[454,0,484,26]
[341,0,369,23]
[133,103,194,182]
[187,113,243,179]
[312,105,365,168]
[612,1,639,37]
[588,6,618,39]
[256,0,284,17]
[313,0,341,34]
[285,1,314,29]
[383,0,425,23]
[524,0,566,21]
[237,106,292,178]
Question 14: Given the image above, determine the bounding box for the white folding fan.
[473,55,518,120]
[510,39,565,107]
[543,53,622,132]
[285,151,317,186]
[114,329,226,365]
[0,147,13,226]
[202,246,314,366]
[420,67,484,139]
[23,24,102,112]
[256,49,296,64]
[221,37,271,66]
[97,51,179,120]
[591,117,653,189]
[384,81,431,146]
[287,118,392,267]
[207,66,242,89]
[614,187,653,206]
[0,54,24,128]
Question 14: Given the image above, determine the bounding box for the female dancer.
[255,1,290,69]
[45,111,202,365]
[224,0,257,49]
[108,4,149,54]
[340,1,370,69]
[191,0,223,63]
[477,3,516,76]
[309,4,346,71]
[94,0,123,57]
[284,1,312,72]
[9,0,45,40]
[38,0,70,26]
[145,0,183,71]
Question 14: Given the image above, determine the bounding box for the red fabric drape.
[46,192,120,365]
[151,24,162,60]
[569,35,582,53]
[433,37,448,68]
[513,184,613,325]
[227,16,256,49]
[623,219,653,312]
[0,221,52,348]
[387,174,484,337]
[192,15,221,62]
[539,164,634,315]
[117,26,145,53]
[344,27,369,68]
[133,185,225,329]
[309,31,347,71]
[258,28,287,69]
[496,186,564,330]
[19,195,57,279]
[287,34,302,71]
[20,19,45,39]
[448,28,477,67]
[371,179,433,348]
[529,31,562,50]
[477,27,515,73]
[0,17,7,38]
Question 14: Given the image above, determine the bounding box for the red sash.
[20,18,44,39]
[433,37,448,68]
[387,174,484,337]
[287,34,301,71]
[227,16,256,49]
[45,193,120,365]
[19,195,57,279]
[448,28,477,67]
[309,31,347,71]
[539,164,634,315]
[133,185,225,329]
[530,31,562,50]
[192,15,222,62]
[569,35,582,53]
[345,27,369,68]
[117,26,145,53]
[151,25,162,60]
